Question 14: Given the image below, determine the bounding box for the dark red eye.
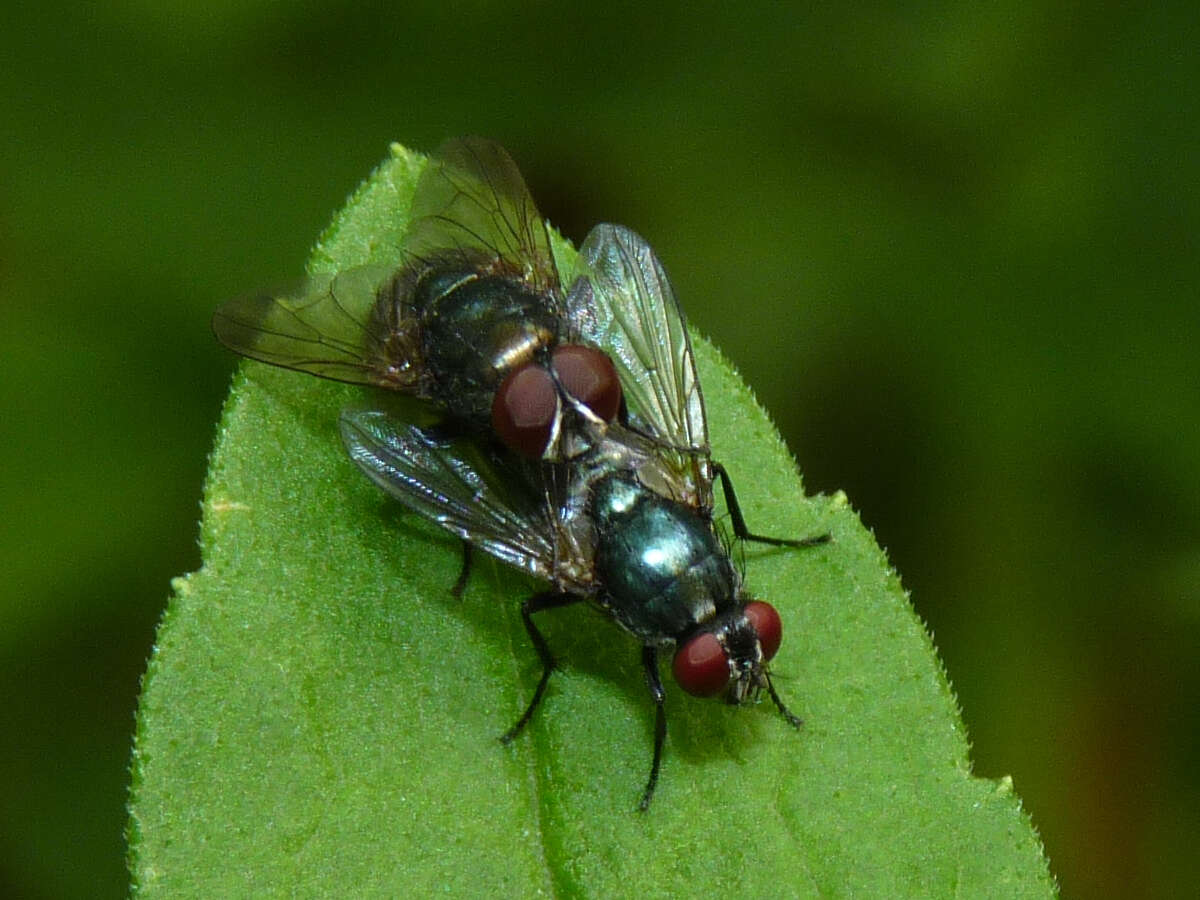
[672,632,731,697]
[492,364,558,458]
[551,344,621,423]
[744,601,783,661]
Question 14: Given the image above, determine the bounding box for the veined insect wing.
[211,265,399,387]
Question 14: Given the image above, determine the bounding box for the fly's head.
[670,600,785,706]
[491,343,622,460]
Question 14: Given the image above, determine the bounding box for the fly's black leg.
[712,461,831,548]
[500,591,580,744]
[764,671,804,729]
[638,646,667,812]
[450,541,472,600]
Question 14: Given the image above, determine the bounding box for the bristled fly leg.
[450,542,473,599]
[500,592,581,744]
[712,462,831,549]
[638,646,667,812]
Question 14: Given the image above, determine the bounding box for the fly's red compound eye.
[672,632,732,697]
[551,345,621,423]
[744,601,783,661]
[492,364,558,458]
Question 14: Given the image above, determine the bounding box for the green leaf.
[128,143,1055,897]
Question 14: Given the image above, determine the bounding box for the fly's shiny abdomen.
[589,473,737,642]
[419,272,560,421]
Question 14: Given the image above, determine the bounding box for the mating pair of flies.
[213,137,829,810]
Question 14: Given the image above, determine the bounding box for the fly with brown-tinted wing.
[213,137,621,463]
[213,138,829,809]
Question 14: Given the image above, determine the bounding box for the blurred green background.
[2,2,1195,897]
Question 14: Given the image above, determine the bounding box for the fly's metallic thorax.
[546,427,673,594]
[407,265,561,421]
[588,472,737,643]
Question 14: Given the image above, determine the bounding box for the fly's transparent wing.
[404,137,562,300]
[339,409,557,580]
[213,265,404,387]
[567,223,708,454]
